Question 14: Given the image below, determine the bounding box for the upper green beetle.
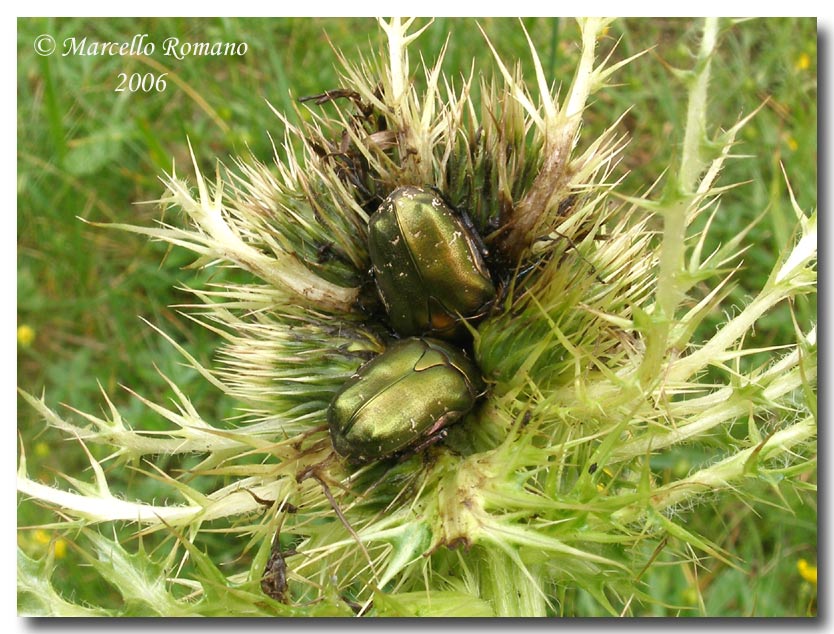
[368,186,496,340]
[328,337,482,463]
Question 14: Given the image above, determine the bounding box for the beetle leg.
[394,427,449,464]
[534,229,607,284]
[299,469,381,587]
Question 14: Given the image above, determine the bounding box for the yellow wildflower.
[53,538,68,559]
[33,529,50,545]
[32,529,68,558]
[682,587,698,605]
[786,137,798,152]
[797,558,817,585]
[17,324,35,348]
[795,52,811,71]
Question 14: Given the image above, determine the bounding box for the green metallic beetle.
[328,337,482,463]
[368,186,496,340]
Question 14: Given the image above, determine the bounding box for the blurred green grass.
[17,17,816,616]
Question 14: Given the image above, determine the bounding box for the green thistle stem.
[680,17,718,192]
[612,415,816,525]
[640,17,719,387]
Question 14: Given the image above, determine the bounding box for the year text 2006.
[115,72,168,93]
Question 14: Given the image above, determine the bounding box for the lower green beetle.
[369,186,496,340]
[328,337,482,463]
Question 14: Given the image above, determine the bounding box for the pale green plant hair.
[18,17,816,616]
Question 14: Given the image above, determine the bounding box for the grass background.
[17,17,817,616]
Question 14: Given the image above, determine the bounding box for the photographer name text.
[61,34,248,60]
